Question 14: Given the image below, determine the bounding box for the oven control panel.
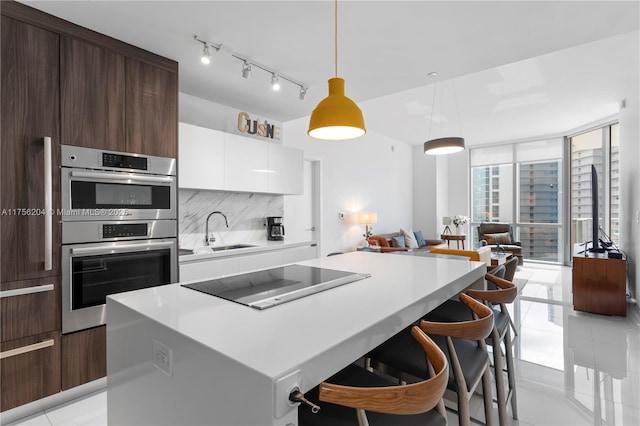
[102,223,149,238]
[62,220,176,244]
[102,152,148,170]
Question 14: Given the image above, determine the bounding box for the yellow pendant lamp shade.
[308,78,366,140]
[308,0,366,141]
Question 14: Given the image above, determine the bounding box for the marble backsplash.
[179,189,283,249]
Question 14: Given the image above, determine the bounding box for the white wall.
[180,93,245,134]
[283,117,414,256]
[619,36,640,302]
[179,93,283,142]
[436,149,471,235]
[412,146,438,237]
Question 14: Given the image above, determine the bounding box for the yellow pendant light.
[308,0,366,140]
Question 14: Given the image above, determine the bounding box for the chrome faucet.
[204,211,229,246]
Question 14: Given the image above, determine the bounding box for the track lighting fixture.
[242,61,252,79]
[193,35,307,101]
[271,74,280,91]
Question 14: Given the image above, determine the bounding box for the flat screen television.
[588,164,606,253]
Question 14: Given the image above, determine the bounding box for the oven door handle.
[70,241,175,256]
[70,170,175,184]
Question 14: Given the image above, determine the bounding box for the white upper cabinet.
[178,122,225,190]
[224,133,269,193]
[268,143,303,194]
[179,122,303,194]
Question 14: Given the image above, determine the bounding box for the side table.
[490,251,513,266]
[441,234,466,249]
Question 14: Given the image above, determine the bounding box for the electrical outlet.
[274,369,302,419]
[152,339,173,376]
[636,210,640,225]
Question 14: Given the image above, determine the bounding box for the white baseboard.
[0,378,106,426]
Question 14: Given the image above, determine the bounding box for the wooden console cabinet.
[572,244,626,316]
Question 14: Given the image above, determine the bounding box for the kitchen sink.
[189,244,257,255]
[211,244,256,251]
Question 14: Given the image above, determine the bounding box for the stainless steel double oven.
[61,145,178,334]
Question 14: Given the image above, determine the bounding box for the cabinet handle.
[44,136,53,271]
[0,339,55,360]
[0,284,54,299]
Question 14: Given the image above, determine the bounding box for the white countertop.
[109,252,485,382]
[179,239,316,263]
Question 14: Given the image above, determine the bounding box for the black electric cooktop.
[182,264,370,310]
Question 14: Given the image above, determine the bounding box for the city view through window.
[570,124,619,247]
[470,125,618,264]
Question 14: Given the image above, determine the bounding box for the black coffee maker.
[267,216,284,241]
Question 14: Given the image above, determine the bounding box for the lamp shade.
[442,216,452,225]
[424,137,465,155]
[308,78,366,140]
[357,212,377,225]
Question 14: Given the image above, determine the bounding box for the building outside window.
[518,160,561,261]
[569,123,619,247]
[471,139,563,263]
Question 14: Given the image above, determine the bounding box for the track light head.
[271,73,280,91]
[242,61,252,79]
[200,45,211,65]
[299,86,308,101]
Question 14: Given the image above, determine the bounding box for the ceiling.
[22,1,640,146]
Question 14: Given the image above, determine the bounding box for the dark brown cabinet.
[61,44,177,156]
[0,331,61,411]
[61,36,126,152]
[1,1,177,410]
[0,16,63,413]
[61,326,107,391]
[1,277,60,343]
[126,58,178,158]
[0,15,61,283]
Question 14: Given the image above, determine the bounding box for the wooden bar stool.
[467,274,518,422]
[368,293,495,426]
[425,273,519,425]
[298,326,449,426]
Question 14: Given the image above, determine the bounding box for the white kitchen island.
[106,252,485,426]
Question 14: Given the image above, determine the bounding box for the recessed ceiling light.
[427,72,439,78]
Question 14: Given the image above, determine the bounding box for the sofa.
[368,232,445,253]
[477,222,523,265]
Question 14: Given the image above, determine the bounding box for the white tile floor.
[4,263,640,426]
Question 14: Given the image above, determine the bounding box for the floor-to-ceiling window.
[569,122,619,252]
[471,139,564,263]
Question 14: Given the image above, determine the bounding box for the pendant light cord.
[452,79,463,135]
[428,83,437,139]
[334,0,338,78]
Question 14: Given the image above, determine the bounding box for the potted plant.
[452,215,468,235]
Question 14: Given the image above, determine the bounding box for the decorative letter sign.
[237,112,281,141]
